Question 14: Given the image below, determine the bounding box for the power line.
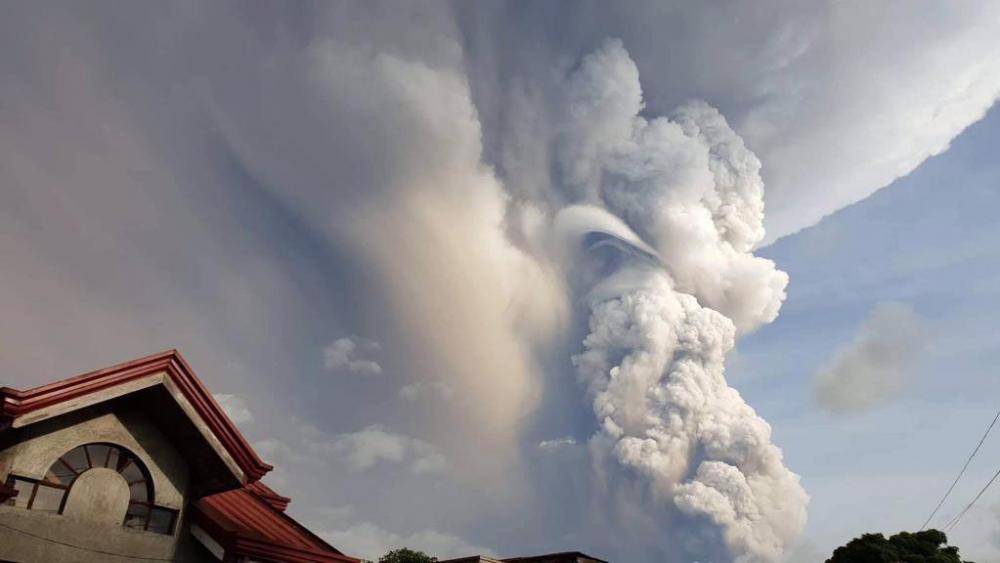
[920,410,1000,530]
[944,465,1000,533]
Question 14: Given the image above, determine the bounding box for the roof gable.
[0,350,271,485]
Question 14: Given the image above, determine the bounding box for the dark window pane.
[123,502,149,529]
[86,445,111,468]
[107,447,120,471]
[119,459,144,484]
[147,507,176,535]
[1,477,12,507]
[30,484,65,512]
[44,464,75,486]
[61,447,89,473]
[6,478,34,508]
[128,481,149,503]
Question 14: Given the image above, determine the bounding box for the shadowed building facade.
[0,351,358,563]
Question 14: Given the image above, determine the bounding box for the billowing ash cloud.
[559,40,788,335]
[238,34,806,559]
[556,41,806,562]
[3,4,998,562]
[814,302,927,414]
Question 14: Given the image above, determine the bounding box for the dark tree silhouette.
[826,529,973,563]
[378,547,438,563]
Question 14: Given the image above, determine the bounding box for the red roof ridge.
[0,349,272,483]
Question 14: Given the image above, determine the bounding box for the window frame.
[2,475,68,511]
[3,443,179,535]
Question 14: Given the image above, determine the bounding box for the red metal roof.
[0,350,272,482]
[195,482,359,563]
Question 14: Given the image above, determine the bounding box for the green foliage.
[826,529,973,563]
[377,547,438,563]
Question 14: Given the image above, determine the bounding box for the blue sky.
[1,3,1000,562]
[733,101,1000,560]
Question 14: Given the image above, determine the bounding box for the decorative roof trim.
[247,480,291,512]
[0,350,272,483]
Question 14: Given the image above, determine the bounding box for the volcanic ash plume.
[561,40,807,562]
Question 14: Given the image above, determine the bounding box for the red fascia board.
[0,350,272,482]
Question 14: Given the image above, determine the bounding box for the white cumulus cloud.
[537,437,577,452]
[331,425,449,474]
[213,393,253,426]
[323,336,383,375]
[321,521,494,562]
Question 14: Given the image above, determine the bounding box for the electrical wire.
[920,409,1000,530]
[943,464,1000,533]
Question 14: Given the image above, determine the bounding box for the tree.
[826,529,973,563]
[377,548,437,563]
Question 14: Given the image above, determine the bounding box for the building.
[440,552,607,563]
[0,350,359,563]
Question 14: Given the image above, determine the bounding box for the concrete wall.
[0,407,188,509]
[0,505,178,562]
[0,405,193,562]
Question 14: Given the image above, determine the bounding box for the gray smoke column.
[208,22,808,560]
[556,40,807,562]
[814,302,927,414]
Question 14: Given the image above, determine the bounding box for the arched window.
[3,443,177,534]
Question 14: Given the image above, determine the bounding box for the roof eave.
[0,350,272,483]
